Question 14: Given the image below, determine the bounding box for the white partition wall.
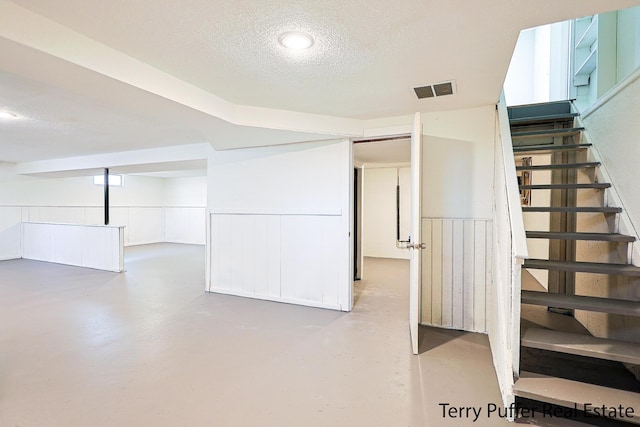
[210,213,341,309]
[0,207,22,260]
[163,176,207,245]
[22,222,124,272]
[207,140,351,311]
[361,166,411,260]
[0,167,207,257]
[420,106,496,333]
[164,208,206,244]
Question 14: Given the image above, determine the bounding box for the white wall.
[575,70,640,350]
[163,176,207,245]
[209,141,346,213]
[164,176,207,206]
[504,29,536,106]
[0,167,165,208]
[583,73,640,253]
[0,168,164,248]
[549,22,571,102]
[420,106,495,333]
[617,7,640,81]
[0,165,207,260]
[504,22,570,106]
[207,139,351,311]
[422,139,494,219]
[361,166,410,260]
[0,206,22,260]
[202,106,497,322]
[421,106,496,332]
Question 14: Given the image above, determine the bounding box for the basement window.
[93,174,123,187]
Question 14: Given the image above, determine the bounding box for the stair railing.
[489,92,529,417]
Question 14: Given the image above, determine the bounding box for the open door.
[409,112,422,355]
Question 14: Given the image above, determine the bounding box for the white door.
[409,112,422,355]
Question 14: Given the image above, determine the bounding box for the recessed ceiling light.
[0,111,17,119]
[279,32,314,50]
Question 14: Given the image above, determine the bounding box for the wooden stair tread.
[516,162,600,171]
[515,372,640,424]
[512,127,584,139]
[509,112,579,125]
[522,328,640,365]
[521,290,640,316]
[526,231,635,242]
[520,183,611,190]
[513,143,591,154]
[522,206,622,213]
[523,259,640,276]
[508,101,574,119]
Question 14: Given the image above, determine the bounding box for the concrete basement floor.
[0,244,579,426]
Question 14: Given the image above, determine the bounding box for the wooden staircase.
[508,100,640,424]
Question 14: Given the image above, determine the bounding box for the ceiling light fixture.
[0,111,17,119]
[279,32,314,50]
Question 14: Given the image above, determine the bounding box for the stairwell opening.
[509,101,640,418]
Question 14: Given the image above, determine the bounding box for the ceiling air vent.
[413,85,435,99]
[413,80,456,99]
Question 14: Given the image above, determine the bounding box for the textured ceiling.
[12,0,640,119]
[2,0,640,166]
[0,37,335,163]
[0,69,206,163]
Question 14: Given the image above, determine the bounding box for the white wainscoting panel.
[20,206,165,247]
[210,213,342,310]
[127,207,164,246]
[22,222,124,272]
[23,206,87,224]
[211,214,281,298]
[108,208,130,241]
[85,207,104,225]
[164,207,206,245]
[421,218,492,333]
[22,206,102,226]
[0,205,205,260]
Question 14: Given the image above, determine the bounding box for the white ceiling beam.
[16,143,213,176]
[0,1,363,138]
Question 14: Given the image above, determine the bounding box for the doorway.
[352,136,411,308]
[350,114,422,356]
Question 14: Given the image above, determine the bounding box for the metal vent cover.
[433,82,453,96]
[414,85,435,99]
[413,80,456,99]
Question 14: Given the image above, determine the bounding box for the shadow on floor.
[418,325,487,354]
